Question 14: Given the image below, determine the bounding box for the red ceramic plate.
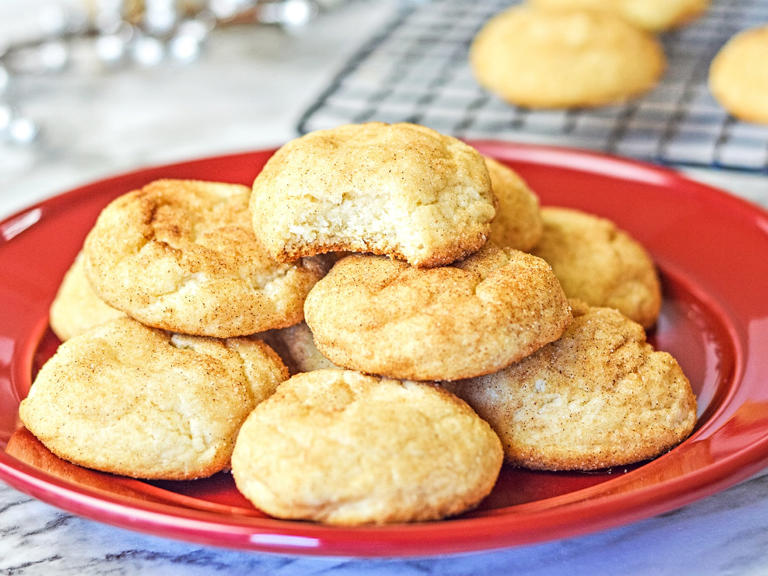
[1,143,768,557]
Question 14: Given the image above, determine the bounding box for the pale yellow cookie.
[19,317,288,480]
[49,251,125,341]
[531,207,661,328]
[83,179,329,338]
[304,244,571,381]
[529,0,709,32]
[231,370,503,525]
[470,6,665,109]
[709,26,768,125]
[250,122,496,268]
[485,157,543,251]
[444,301,697,471]
[262,322,338,374]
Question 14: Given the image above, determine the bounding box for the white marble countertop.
[2,1,768,574]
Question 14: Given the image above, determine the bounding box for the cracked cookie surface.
[19,317,288,479]
[83,179,329,337]
[532,207,661,328]
[444,301,697,471]
[250,122,496,268]
[231,369,503,525]
[304,244,571,381]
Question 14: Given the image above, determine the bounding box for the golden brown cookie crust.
[231,370,503,525]
[304,244,571,381]
[445,302,697,471]
[529,0,709,31]
[470,6,665,109]
[250,122,496,268]
[49,251,125,341]
[532,207,662,328]
[19,317,288,480]
[485,157,543,251]
[709,26,768,125]
[83,179,329,338]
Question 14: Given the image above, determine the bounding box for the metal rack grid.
[297,0,768,173]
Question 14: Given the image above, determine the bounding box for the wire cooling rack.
[297,0,768,173]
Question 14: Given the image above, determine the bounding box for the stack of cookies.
[19,122,697,526]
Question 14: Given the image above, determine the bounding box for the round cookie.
[444,301,697,471]
[529,0,709,32]
[531,207,661,328]
[83,179,329,338]
[19,317,288,480]
[262,322,338,374]
[485,157,543,251]
[49,250,125,341]
[709,26,768,125]
[231,370,503,525]
[250,122,495,268]
[304,244,571,381]
[470,6,666,109]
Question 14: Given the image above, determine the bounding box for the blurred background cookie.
[19,317,288,480]
[529,0,710,32]
[445,301,697,471]
[709,25,768,125]
[261,322,338,375]
[231,370,503,525]
[49,250,125,341]
[470,6,666,109]
[250,122,495,268]
[531,207,662,328]
[304,245,571,381]
[83,179,329,338]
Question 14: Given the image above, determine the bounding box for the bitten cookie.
[19,317,288,480]
[485,157,543,251]
[262,322,338,374]
[304,244,571,381]
[49,250,125,341]
[444,301,697,471]
[709,25,768,125]
[250,122,496,268]
[531,207,661,328]
[83,179,329,338]
[470,6,665,109]
[231,370,503,525]
[529,0,709,32]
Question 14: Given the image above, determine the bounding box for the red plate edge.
[1,142,768,557]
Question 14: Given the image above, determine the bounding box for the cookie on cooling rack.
[49,250,125,341]
[444,301,697,471]
[250,122,496,268]
[231,369,503,525]
[83,179,329,338]
[709,25,768,125]
[529,0,709,31]
[531,207,662,329]
[485,157,543,251]
[19,317,288,480]
[470,6,665,109]
[304,244,571,381]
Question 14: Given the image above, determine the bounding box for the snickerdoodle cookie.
[83,179,329,338]
[470,6,665,108]
[529,0,709,32]
[250,122,496,268]
[485,157,543,251]
[531,207,661,328]
[231,370,503,525]
[19,317,288,479]
[49,251,125,341]
[709,25,768,125]
[304,244,571,381]
[444,301,697,471]
[262,322,337,374]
